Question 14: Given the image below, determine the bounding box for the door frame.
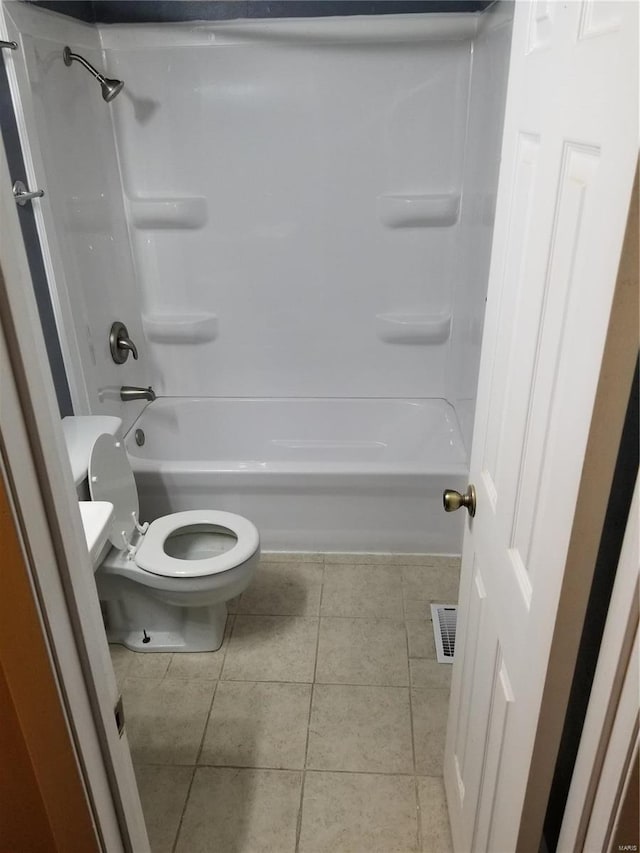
[561,478,638,851]
[0,136,149,850]
[0,436,99,852]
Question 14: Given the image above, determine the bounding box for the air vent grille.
[430,604,458,664]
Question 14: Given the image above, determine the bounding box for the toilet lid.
[89,433,139,550]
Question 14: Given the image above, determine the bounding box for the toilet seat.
[89,434,259,581]
[135,509,260,578]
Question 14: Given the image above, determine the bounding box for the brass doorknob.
[443,484,476,518]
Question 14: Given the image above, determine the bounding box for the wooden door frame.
[0,448,100,852]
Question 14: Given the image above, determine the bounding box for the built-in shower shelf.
[128,196,207,230]
[375,312,451,345]
[143,313,218,344]
[377,193,460,228]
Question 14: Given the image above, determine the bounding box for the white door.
[444,2,638,851]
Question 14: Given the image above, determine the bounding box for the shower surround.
[2,2,512,552]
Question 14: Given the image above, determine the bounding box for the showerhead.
[101,77,124,103]
[63,46,124,103]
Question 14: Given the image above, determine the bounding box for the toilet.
[64,416,260,653]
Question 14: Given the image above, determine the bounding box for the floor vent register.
[431,604,458,664]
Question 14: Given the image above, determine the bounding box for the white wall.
[4,4,510,449]
[103,16,475,399]
[446,2,513,452]
[2,1,149,432]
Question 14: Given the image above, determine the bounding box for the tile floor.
[111,553,461,853]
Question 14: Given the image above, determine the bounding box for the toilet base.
[108,625,224,653]
[102,590,227,652]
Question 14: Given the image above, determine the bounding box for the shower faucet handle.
[110,321,139,363]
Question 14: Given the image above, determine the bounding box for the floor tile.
[222,616,318,683]
[412,555,462,570]
[307,684,413,773]
[321,563,403,618]
[200,681,311,769]
[134,765,193,853]
[122,552,456,853]
[404,599,433,622]
[298,771,419,853]
[410,659,452,689]
[109,644,134,684]
[237,562,323,616]
[316,617,408,686]
[260,552,324,563]
[324,553,457,567]
[418,777,453,853]
[122,677,214,765]
[175,767,301,853]
[165,619,233,680]
[165,652,223,681]
[402,564,461,601]
[126,650,173,679]
[402,566,460,620]
[406,620,437,659]
[412,688,449,776]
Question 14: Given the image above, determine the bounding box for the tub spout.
[120,385,156,402]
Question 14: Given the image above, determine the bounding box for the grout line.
[218,613,238,681]
[214,676,414,688]
[259,557,461,571]
[171,614,234,853]
[295,557,325,853]
[302,767,430,778]
[194,678,219,768]
[405,620,418,778]
[235,610,405,619]
[317,611,406,621]
[124,676,449,690]
[171,683,218,853]
[125,676,445,688]
[170,765,197,853]
[135,760,446,779]
[405,617,422,853]
[415,775,423,853]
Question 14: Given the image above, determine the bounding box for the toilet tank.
[62,415,123,498]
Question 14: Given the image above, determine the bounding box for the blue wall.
[28,0,492,23]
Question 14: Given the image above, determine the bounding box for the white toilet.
[64,416,260,653]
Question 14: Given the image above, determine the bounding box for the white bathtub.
[125,398,468,553]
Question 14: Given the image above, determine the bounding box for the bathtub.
[125,398,468,554]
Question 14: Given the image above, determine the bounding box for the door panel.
[444,2,638,850]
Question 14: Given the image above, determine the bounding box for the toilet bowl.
[84,431,259,653]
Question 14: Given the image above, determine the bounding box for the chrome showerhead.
[63,46,124,103]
